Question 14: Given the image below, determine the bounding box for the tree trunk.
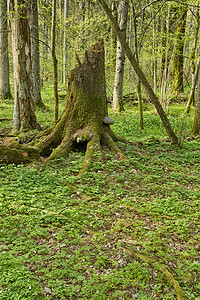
[152,5,158,94]
[10,0,41,132]
[191,62,200,135]
[29,0,44,108]
[63,0,69,85]
[112,0,128,112]
[41,0,50,87]
[185,58,200,114]
[160,3,176,109]
[0,0,12,99]
[110,1,117,75]
[51,0,59,122]
[172,5,187,94]
[97,0,179,145]
[36,40,127,177]
[132,2,143,130]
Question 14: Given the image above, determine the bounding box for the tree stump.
[36,39,128,176]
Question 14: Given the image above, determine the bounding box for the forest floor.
[0,85,200,299]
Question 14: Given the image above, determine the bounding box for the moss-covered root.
[78,136,101,178]
[0,145,40,165]
[36,126,64,156]
[46,131,74,162]
[110,130,142,147]
[101,131,123,159]
[122,245,185,300]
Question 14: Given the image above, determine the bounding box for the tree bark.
[51,0,59,122]
[0,0,12,99]
[36,40,127,176]
[110,1,117,75]
[10,0,41,132]
[97,0,179,145]
[191,62,200,135]
[132,2,143,130]
[63,0,69,85]
[185,58,200,114]
[172,5,187,94]
[29,0,44,108]
[112,0,128,112]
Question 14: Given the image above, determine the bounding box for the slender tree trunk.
[189,6,199,105]
[59,0,63,83]
[160,13,167,85]
[112,0,128,112]
[63,0,69,85]
[0,0,12,99]
[160,3,175,110]
[10,0,41,132]
[51,0,59,122]
[110,1,117,74]
[98,0,179,145]
[29,0,44,107]
[185,58,200,114]
[172,5,187,94]
[152,6,158,94]
[41,0,49,86]
[191,63,200,135]
[132,1,143,130]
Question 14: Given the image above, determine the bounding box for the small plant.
[0,87,199,299]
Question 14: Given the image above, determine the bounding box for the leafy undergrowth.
[0,91,200,299]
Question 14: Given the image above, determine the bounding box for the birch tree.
[112,0,128,112]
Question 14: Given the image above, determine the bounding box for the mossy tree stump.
[36,39,126,176]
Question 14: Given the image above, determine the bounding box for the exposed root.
[102,131,124,159]
[36,113,68,156]
[121,244,185,300]
[46,130,74,162]
[78,133,101,178]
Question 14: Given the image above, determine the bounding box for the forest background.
[0,0,200,299]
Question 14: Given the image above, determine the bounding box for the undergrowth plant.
[0,87,199,299]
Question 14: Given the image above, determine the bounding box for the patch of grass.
[0,89,199,299]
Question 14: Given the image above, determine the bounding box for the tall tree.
[97,0,179,145]
[10,0,40,131]
[132,1,143,130]
[172,4,187,94]
[191,61,200,135]
[29,0,44,107]
[112,0,128,112]
[51,0,59,122]
[63,0,69,85]
[40,0,50,86]
[0,0,12,99]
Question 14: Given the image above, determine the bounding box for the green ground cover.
[0,87,199,299]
